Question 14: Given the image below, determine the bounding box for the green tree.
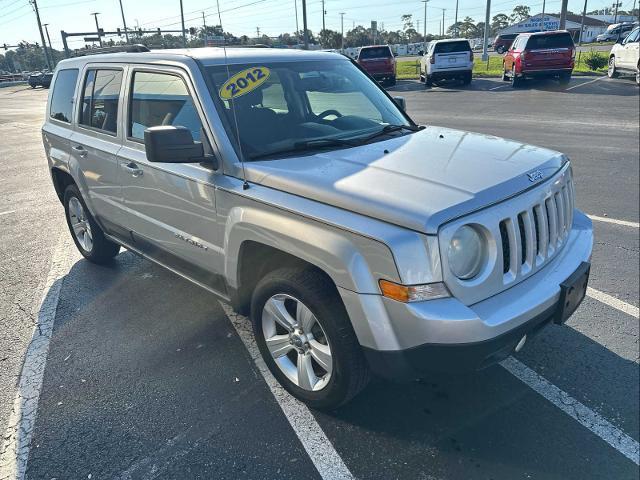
[344,25,371,48]
[510,5,531,23]
[318,29,342,49]
[491,13,510,33]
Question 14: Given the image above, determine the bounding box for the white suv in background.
[420,39,474,87]
[608,26,640,85]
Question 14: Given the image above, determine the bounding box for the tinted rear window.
[526,33,574,49]
[359,47,391,59]
[434,41,471,53]
[49,69,79,123]
[499,34,517,40]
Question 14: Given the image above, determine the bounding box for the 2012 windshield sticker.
[219,67,271,100]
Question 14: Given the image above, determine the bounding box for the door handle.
[72,145,88,158]
[122,162,143,178]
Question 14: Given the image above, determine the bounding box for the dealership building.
[498,13,611,43]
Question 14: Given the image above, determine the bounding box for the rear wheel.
[462,72,472,85]
[64,185,120,264]
[251,268,370,409]
[559,72,571,85]
[425,74,433,87]
[388,75,396,86]
[511,66,521,88]
[496,46,505,54]
[608,56,618,78]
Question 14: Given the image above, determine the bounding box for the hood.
[243,126,566,234]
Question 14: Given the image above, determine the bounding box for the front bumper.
[339,210,593,379]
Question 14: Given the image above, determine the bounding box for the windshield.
[205,59,410,160]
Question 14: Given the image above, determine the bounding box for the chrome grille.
[499,174,574,285]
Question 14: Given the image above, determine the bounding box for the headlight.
[447,225,485,280]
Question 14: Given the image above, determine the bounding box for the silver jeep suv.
[43,46,593,408]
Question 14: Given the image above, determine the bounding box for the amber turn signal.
[378,279,450,303]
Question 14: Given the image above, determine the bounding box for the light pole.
[30,0,52,70]
[340,12,345,51]
[540,0,546,31]
[302,0,309,49]
[579,0,588,45]
[454,0,459,36]
[482,0,491,61]
[42,23,54,66]
[118,0,130,43]
[179,0,186,47]
[90,12,103,47]
[422,0,429,54]
[294,0,300,45]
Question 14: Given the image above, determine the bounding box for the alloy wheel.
[261,294,332,392]
[68,196,93,252]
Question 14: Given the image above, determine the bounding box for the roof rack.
[72,44,150,57]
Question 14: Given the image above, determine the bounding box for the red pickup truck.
[357,45,396,86]
[503,30,576,88]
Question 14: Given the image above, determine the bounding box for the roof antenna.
[216,0,250,190]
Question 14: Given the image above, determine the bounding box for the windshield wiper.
[248,137,357,161]
[353,124,424,144]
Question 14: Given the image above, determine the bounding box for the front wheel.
[64,185,120,264]
[251,268,370,409]
[608,56,618,78]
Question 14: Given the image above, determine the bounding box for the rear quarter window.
[359,47,392,59]
[434,41,471,53]
[526,33,574,49]
[49,69,79,123]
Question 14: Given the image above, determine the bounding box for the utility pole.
[540,0,546,31]
[559,0,568,29]
[256,27,260,39]
[340,12,345,51]
[30,0,52,70]
[482,0,491,61]
[302,0,309,49]
[454,0,459,36]
[613,1,621,23]
[42,23,54,67]
[202,12,207,47]
[321,0,326,32]
[118,0,130,43]
[422,0,429,54]
[579,0,588,45]
[294,0,300,45]
[442,8,446,36]
[179,0,186,46]
[90,12,103,47]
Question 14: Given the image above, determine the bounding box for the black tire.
[608,56,618,78]
[63,184,120,264]
[496,46,505,54]
[251,267,370,409]
[388,76,396,86]
[462,72,472,85]
[511,67,521,88]
[559,72,571,85]
[425,74,433,87]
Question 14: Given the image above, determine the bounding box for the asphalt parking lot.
[0,76,638,479]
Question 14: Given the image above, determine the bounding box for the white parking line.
[0,210,16,216]
[564,76,605,91]
[587,287,640,318]
[220,303,354,480]
[501,357,640,465]
[0,231,75,480]
[489,84,509,90]
[588,214,640,229]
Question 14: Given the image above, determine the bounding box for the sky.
[1,0,634,50]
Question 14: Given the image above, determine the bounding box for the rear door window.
[434,41,471,54]
[79,69,123,135]
[128,71,203,142]
[49,68,78,123]
[359,47,392,59]
[526,33,574,49]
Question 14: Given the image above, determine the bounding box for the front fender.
[223,203,401,295]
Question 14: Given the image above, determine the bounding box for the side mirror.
[144,125,209,164]
[393,96,406,111]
